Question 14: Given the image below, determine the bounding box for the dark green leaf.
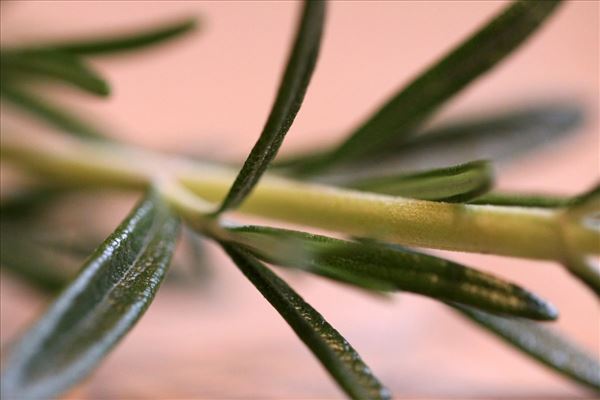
[1,50,110,96]
[217,1,325,213]
[1,191,180,399]
[344,160,493,202]
[0,231,74,293]
[0,84,106,139]
[471,183,599,208]
[226,225,558,320]
[28,18,197,56]
[562,256,600,297]
[0,187,88,291]
[285,0,563,174]
[561,183,600,296]
[454,305,600,392]
[470,192,573,208]
[279,103,582,178]
[568,183,600,209]
[221,243,391,400]
[0,186,70,218]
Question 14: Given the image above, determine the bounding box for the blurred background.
[1,0,598,398]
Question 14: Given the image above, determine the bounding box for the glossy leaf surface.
[1,191,180,399]
[226,225,558,320]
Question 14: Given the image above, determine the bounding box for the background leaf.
[222,243,391,400]
[454,305,600,392]
[343,160,493,202]
[1,50,110,96]
[0,229,75,292]
[217,0,325,212]
[0,84,106,139]
[471,183,599,208]
[226,225,558,320]
[279,103,582,179]
[27,18,197,56]
[470,192,573,208]
[1,191,180,399]
[281,0,563,174]
[0,187,83,291]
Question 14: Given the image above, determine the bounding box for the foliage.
[0,1,598,398]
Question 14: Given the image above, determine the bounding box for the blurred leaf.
[344,160,493,202]
[27,18,197,56]
[226,225,558,320]
[279,103,582,178]
[1,50,110,96]
[470,192,573,208]
[0,186,69,218]
[0,84,106,139]
[454,305,600,392]
[0,186,89,291]
[471,183,599,208]
[562,256,600,297]
[168,227,212,285]
[1,191,180,399]
[561,183,600,296]
[0,225,74,293]
[282,0,563,174]
[567,183,600,216]
[221,243,391,400]
[217,1,325,213]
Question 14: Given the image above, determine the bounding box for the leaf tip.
[526,294,559,321]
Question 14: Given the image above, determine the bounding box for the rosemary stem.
[2,132,598,260]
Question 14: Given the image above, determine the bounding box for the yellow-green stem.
[2,132,598,261]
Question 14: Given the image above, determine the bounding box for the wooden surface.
[1,1,599,398]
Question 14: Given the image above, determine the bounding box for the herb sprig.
[1,1,598,398]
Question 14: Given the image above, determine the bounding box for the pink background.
[1,1,598,398]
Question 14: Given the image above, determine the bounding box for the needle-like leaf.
[29,18,197,56]
[279,102,582,178]
[0,187,85,291]
[0,84,106,139]
[226,225,558,320]
[0,186,69,218]
[454,305,600,392]
[1,191,180,399]
[221,243,391,400]
[343,160,493,202]
[217,0,325,213]
[0,232,74,292]
[331,0,561,163]
[179,227,212,283]
[285,0,563,174]
[562,256,600,297]
[561,183,600,296]
[567,183,600,213]
[1,50,110,96]
[471,183,599,208]
[470,192,573,208]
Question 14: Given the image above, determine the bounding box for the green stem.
[2,132,598,261]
